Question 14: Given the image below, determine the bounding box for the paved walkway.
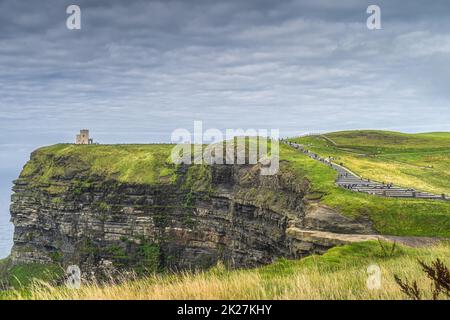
[285,141,449,201]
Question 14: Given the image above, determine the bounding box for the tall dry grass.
[9,243,450,300]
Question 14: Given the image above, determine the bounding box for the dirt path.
[382,235,441,247]
[287,228,442,248]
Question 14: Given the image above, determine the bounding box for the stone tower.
[76,129,91,145]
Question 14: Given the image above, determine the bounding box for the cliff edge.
[9,144,375,274]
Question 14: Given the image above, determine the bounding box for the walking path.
[285,141,449,201]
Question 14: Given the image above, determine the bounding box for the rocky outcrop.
[9,150,375,275]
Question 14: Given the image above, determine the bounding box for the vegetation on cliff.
[0,257,61,290]
[20,144,178,187]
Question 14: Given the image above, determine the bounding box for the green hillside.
[289,130,450,195]
[280,143,450,237]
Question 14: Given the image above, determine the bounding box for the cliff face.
[10,145,374,274]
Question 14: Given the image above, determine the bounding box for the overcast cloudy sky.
[2,0,450,146]
[1,0,450,256]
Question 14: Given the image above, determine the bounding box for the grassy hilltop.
[21,144,178,186]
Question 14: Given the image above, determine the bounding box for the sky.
[1,0,450,257]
